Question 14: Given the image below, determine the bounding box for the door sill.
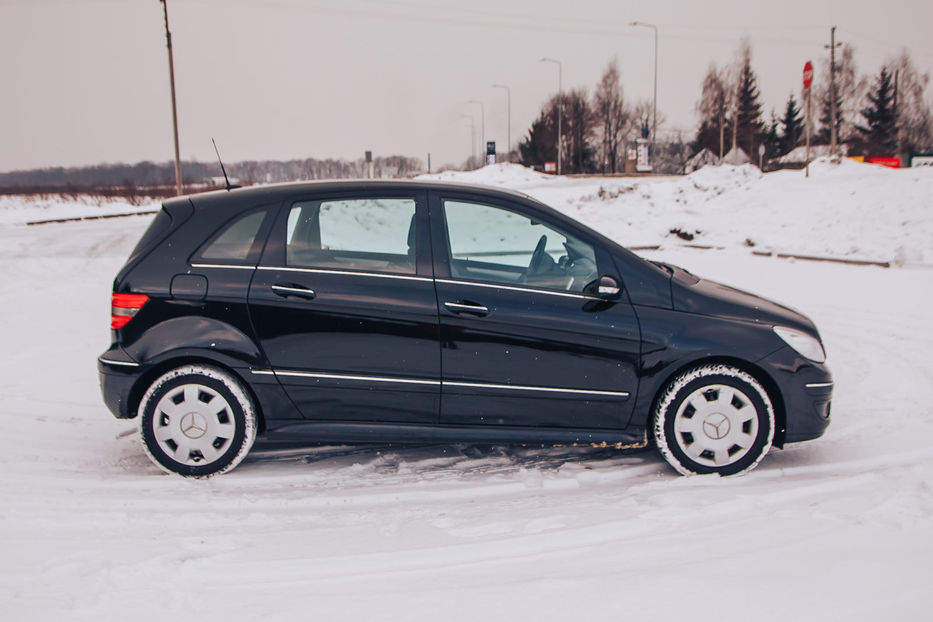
[261,419,647,448]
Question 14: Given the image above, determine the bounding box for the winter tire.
[654,364,775,476]
[138,365,257,477]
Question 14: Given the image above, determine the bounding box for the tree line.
[520,41,933,173]
[695,42,932,164]
[0,155,424,195]
[519,58,655,174]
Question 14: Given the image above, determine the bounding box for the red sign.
[803,61,814,90]
[869,156,901,169]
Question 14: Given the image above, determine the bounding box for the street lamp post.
[492,84,511,162]
[630,21,658,143]
[460,114,476,167]
[159,0,183,195]
[468,100,485,165]
[540,58,562,175]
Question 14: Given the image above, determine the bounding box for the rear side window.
[286,198,417,274]
[194,209,268,264]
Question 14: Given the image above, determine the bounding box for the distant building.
[205,175,241,187]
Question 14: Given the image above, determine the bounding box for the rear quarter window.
[193,208,270,264]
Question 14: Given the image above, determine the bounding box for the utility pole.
[159,0,183,196]
[893,69,900,155]
[825,26,842,156]
[492,84,511,162]
[540,58,562,175]
[805,83,812,178]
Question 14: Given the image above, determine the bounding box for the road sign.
[803,61,814,90]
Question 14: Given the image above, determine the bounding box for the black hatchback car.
[98,180,832,477]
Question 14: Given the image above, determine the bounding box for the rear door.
[430,191,641,429]
[248,189,440,423]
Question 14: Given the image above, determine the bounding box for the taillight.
[111,293,149,330]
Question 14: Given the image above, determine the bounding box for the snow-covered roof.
[721,147,751,165]
[775,144,847,165]
[685,148,721,173]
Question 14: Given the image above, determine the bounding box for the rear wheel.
[138,365,257,477]
[654,364,774,476]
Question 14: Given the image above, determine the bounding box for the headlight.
[773,326,826,363]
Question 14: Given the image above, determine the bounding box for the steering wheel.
[527,234,548,277]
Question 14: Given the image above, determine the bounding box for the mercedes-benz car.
[98,180,832,477]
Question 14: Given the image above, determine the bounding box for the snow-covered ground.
[0,194,157,225]
[1,163,932,620]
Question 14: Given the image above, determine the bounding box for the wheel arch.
[127,356,267,434]
[647,355,786,448]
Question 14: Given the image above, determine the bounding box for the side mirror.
[585,275,622,299]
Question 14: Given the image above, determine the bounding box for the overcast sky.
[1,0,931,172]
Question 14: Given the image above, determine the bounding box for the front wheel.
[654,364,775,476]
[138,365,257,477]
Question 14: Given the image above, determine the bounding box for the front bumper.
[757,346,833,445]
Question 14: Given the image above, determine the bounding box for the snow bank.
[4,159,929,264]
[421,159,933,265]
[421,162,554,187]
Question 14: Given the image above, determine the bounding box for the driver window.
[443,199,598,292]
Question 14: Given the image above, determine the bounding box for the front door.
[248,190,439,423]
[431,193,641,430]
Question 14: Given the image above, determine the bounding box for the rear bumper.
[98,348,144,419]
[758,346,832,444]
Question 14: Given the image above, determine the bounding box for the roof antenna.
[211,137,239,190]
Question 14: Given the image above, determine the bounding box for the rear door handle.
[444,301,489,316]
[271,283,316,300]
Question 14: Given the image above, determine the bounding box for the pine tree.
[562,88,597,174]
[519,99,558,168]
[691,119,730,158]
[733,44,765,157]
[779,93,804,156]
[856,67,898,154]
[764,112,782,162]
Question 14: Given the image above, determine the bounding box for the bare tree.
[696,63,731,158]
[886,50,933,155]
[815,43,860,146]
[593,57,630,173]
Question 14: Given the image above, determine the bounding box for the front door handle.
[271,283,316,300]
[444,301,489,317]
